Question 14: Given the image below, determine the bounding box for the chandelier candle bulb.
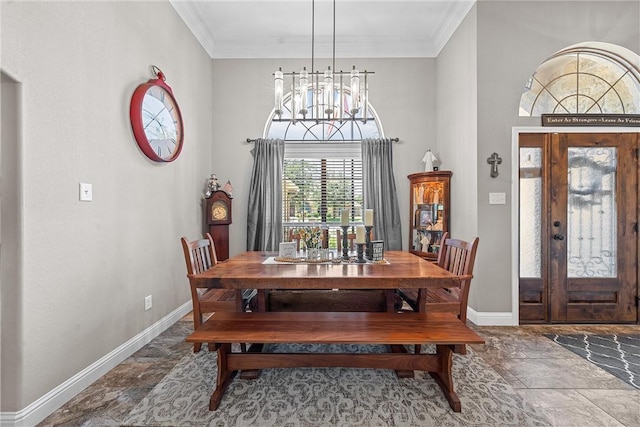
[361,72,368,123]
[364,209,374,226]
[291,73,297,122]
[350,66,360,114]
[338,72,344,121]
[341,208,349,226]
[274,68,284,116]
[324,67,334,115]
[314,72,321,120]
[299,67,308,117]
[355,225,366,244]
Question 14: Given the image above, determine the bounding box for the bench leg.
[209,343,236,411]
[429,344,461,412]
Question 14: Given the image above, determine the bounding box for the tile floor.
[39,316,639,426]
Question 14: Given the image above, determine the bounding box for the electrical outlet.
[144,295,152,311]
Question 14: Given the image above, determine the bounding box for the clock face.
[211,201,228,220]
[130,76,184,162]
[141,86,181,161]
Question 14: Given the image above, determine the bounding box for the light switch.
[79,183,93,202]
[489,192,506,205]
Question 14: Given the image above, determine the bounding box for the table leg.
[390,344,415,378]
[384,289,396,312]
[257,289,267,312]
[239,343,264,380]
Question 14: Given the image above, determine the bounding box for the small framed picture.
[416,208,432,227]
[279,242,297,258]
[371,240,384,261]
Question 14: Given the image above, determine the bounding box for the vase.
[307,247,320,261]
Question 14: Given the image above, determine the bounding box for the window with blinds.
[283,142,364,244]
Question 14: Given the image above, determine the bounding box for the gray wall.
[436,5,479,247]
[1,1,212,411]
[1,71,23,411]
[471,1,639,313]
[211,58,437,256]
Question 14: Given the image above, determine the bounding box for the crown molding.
[171,1,475,59]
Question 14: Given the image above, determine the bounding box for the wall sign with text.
[542,114,640,127]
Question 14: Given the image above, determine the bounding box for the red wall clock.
[130,66,184,162]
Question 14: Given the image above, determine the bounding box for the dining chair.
[336,229,356,251]
[336,229,374,251]
[181,233,254,352]
[397,233,479,354]
[288,229,302,251]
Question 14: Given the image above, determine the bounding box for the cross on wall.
[487,152,502,178]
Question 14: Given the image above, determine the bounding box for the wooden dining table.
[188,250,466,312]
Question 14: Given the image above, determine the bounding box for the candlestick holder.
[341,225,350,260]
[365,226,373,259]
[356,243,367,263]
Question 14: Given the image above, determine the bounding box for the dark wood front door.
[519,132,639,323]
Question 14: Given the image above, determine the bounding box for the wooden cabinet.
[408,171,452,261]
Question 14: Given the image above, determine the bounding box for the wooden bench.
[186,311,485,412]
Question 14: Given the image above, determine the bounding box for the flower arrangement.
[297,226,323,249]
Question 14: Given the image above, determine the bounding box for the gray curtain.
[362,138,403,250]
[246,138,284,251]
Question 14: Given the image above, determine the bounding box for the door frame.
[511,126,640,325]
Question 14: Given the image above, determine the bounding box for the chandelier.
[273,0,374,124]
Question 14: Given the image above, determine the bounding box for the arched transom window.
[519,42,640,116]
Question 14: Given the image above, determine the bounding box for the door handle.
[553,234,565,241]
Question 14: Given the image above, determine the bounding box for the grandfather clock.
[205,190,232,261]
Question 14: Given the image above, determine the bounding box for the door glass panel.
[567,147,617,278]
[519,147,542,278]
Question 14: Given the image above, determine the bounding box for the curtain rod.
[246,138,399,143]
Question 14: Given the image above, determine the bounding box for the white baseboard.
[0,301,192,427]
[467,307,518,326]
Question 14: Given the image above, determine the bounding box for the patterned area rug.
[124,344,550,426]
[546,334,640,390]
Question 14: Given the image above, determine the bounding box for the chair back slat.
[337,229,373,251]
[181,233,218,275]
[288,229,302,251]
[440,238,476,277]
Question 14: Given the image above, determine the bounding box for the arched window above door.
[519,42,640,116]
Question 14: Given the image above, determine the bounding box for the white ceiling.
[170,0,476,59]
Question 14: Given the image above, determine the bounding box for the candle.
[341,208,349,226]
[355,225,366,244]
[364,209,374,226]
